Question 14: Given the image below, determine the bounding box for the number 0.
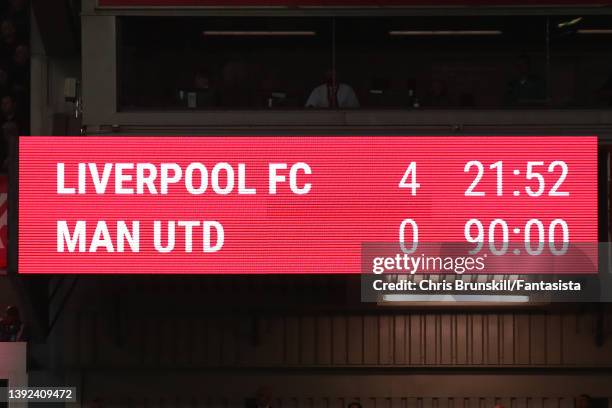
[399,219,419,254]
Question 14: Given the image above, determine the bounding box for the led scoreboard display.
[18,136,597,275]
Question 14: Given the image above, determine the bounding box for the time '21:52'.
[465,161,569,197]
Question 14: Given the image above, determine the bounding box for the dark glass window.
[117,15,612,110]
[118,16,333,110]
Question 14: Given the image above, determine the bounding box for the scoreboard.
[18,136,597,275]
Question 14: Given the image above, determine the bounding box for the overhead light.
[203,30,316,37]
[558,17,583,29]
[577,29,612,34]
[389,30,502,36]
[381,294,531,304]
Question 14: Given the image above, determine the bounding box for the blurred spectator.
[348,403,363,408]
[0,65,11,95]
[5,0,28,23]
[423,79,451,108]
[4,1,27,40]
[305,69,360,109]
[255,386,273,408]
[246,386,274,408]
[575,395,592,408]
[10,43,28,111]
[0,0,28,169]
[0,305,24,341]
[1,121,15,170]
[0,94,19,170]
[1,94,25,133]
[0,19,18,58]
[504,55,546,106]
[11,44,28,79]
[1,15,27,107]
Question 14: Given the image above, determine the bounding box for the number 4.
[399,162,421,196]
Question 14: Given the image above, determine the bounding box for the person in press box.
[178,68,218,109]
[504,55,546,106]
[305,69,360,109]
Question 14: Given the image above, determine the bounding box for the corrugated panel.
[64,309,612,368]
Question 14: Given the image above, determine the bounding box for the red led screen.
[18,136,597,274]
